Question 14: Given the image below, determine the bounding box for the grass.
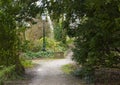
[20,57,34,68]
[61,64,76,74]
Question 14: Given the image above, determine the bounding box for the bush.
[61,64,76,74]
[24,51,54,59]
[20,57,33,68]
[0,66,15,85]
[23,37,68,59]
[31,40,41,52]
[73,66,95,84]
[39,37,67,52]
[20,40,31,52]
[39,37,57,51]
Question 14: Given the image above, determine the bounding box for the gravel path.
[26,52,86,85]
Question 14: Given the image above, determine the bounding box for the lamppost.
[41,13,46,51]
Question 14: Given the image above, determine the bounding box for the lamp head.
[41,13,46,21]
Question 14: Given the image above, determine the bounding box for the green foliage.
[23,37,67,59]
[20,57,33,68]
[29,40,40,52]
[0,5,25,75]
[72,0,120,68]
[43,0,120,66]
[73,66,95,83]
[0,66,15,84]
[0,0,40,76]
[25,51,54,59]
[39,37,56,51]
[61,64,76,74]
[20,40,31,52]
[54,23,62,41]
[41,0,120,83]
[54,22,67,44]
[39,37,67,52]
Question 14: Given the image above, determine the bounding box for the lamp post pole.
[41,13,46,51]
[42,20,46,51]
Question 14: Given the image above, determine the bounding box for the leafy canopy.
[40,0,120,69]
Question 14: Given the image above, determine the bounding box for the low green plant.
[39,37,56,51]
[23,37,68,59]
[61,64,76,74]
[20,40,31,52]
[55,42,68,52]
[73,66,95,84]
[24,51,54,59]
[20,58,33,68]
[66,37,74,45]
[30,37,66,52]
[0,65,15,85]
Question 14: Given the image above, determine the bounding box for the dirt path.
[26,52,86,85]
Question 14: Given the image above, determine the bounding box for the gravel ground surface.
[5,52,86,85]
[26,52,86,85]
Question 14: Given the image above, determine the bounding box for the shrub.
[24,51,54,59]
[39,37,67,52]
[61,64,76,74]
[31,40,41,52]
[20,57,33,68]
[39,37,57,51]
[20,40,31,52]
[0,66,15,85]
[73,66,95,84]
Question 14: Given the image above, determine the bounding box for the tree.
[0,6,24,74]
[54,21,67,44]
[41,0,120,70]
[0,0,40,76]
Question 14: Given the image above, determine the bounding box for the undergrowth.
[61,64,76,74]
[0,65,15,85]
[24,51,54,59]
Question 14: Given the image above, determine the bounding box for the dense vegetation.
[0,0,120,84]
[0,0,40,79]
[41,0,120,83]
[0,0,67,79]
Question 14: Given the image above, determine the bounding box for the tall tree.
[0,0,40,75]
[41,0,120,70]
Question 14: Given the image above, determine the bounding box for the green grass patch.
[20,57,34,68]
[61,64,76,74]
[21,60,34,68]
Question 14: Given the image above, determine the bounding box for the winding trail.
[26,52,85,85]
